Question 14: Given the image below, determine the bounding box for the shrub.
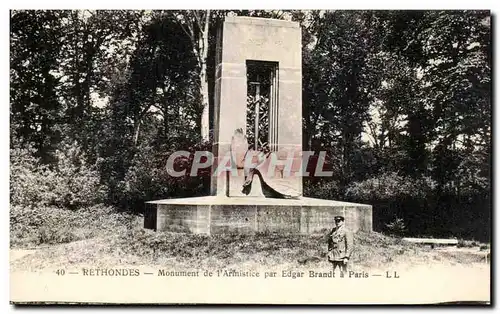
[10,204,133,247]
[303,179,339,200]
[10,143,106,209]
[457,239,480,248]
[37,225,78,245]
[10,146,54,207]
[120,140,212,212]
[50,143,107,208]
[345,172,436,201]
[385,217,407,237]
[118,144,171,210]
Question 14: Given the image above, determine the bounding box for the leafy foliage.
[345,172,435,200]
[10,144,105,209]
[385,217,407,237]
[10,204,133,247]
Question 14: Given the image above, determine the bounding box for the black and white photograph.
[8,8,491,304]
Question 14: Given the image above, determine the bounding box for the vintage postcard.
[9,9,491,304]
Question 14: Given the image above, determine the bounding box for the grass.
[10,205,133,248]
[9,205,490,272]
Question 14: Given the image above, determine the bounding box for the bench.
[403,238,490,264]
[402,238,459,248]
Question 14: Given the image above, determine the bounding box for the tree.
[418,11,491,193]
[10,10,69,163]
[303,11,386,194]
[165,9,299,141]
[166,10,211,141]
[56,10,145,160]
[127,13,198,147]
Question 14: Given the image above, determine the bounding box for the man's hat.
[334,215,344,222]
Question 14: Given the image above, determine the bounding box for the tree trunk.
[199,10,210,141]
[133,120,141,147]
[200,61,209,141]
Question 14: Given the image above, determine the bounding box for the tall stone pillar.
[211,17,303,197]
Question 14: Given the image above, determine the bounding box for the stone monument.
[144,16,372,234]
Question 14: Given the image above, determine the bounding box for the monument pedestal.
[145,196,372,235]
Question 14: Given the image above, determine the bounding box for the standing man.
[327,215,354,275]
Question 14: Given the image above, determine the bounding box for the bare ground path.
[10,249,37,262]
